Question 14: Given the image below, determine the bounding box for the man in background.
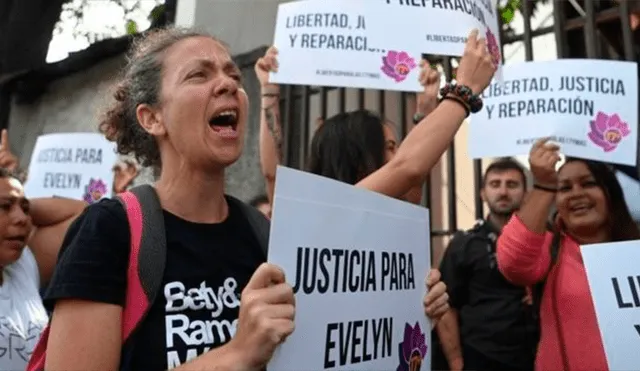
[437,158,538,371]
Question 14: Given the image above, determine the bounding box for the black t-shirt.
[439,220,538,369]
[44,198,265,370]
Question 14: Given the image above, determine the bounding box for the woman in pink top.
[496,138,640,371]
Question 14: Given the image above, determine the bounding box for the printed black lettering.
[611,276,640,308]
[43,172,82,189]
[482,77,550,98]
[380,252,415,291]
[293,247,377,294]
[74,148,103,164]
[431,0,487,26]
[286,13,350,29]
[297,33,368,51]
[324,317,393,367]
[495,97,594,118]
[385,0,428,6]
[559,76,625,96]
[36,148,73,163]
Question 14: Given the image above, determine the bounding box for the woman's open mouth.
[209,109,239,139]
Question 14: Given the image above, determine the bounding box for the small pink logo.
[486,29,501,68]
[381,51,417,83]
[83,178,107,204]
[587,111,631,152]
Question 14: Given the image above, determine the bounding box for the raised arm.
[402,67,440,205]
[255,47,282,205]
[496,138,560,285]
[355,30,495,198]
[28,197,86,285]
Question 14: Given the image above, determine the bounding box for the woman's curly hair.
[98,27,217,169]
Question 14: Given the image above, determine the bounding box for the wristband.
[439,81,483,114]
[534,184,557,193]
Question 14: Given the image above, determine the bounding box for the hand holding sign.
[230,263,296,369]
[423,268,449,326]
[456,29,497,94]
[0,129,18,171]
[529,137,561,187]
[255,46,280,93]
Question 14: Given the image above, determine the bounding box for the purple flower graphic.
[485,29,501,68]
[396,322,428,371]
[587,111,631,152]
[83,178,107,204]
[381,51,417,83]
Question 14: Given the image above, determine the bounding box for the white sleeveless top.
[0,248,48,371]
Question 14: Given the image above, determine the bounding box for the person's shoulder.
[73,198,127,229]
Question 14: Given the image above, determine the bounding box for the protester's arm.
[256,47,281,206]
[436,236,467,371]
[355,99,466,197]
[437,310,463,371]
[496,213,553,286]
[28,197,86,286]
[497,138,560,286]
[259,91,281,205]
[44,201,131,370]
[402,78,439,205]
[356,30,493,197]
[47,300,244,371]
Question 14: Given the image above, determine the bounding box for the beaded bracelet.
[439,81,483,114]
[441,95,470,117]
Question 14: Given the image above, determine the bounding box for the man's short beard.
[488,205,518,218]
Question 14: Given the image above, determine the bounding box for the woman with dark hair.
[496,138,640,371]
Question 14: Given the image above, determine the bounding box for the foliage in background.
[54,0,163,43]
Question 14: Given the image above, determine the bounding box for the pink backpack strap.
[117,185,167,342]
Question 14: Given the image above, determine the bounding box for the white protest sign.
[582,240,640,371]
[387,0,503,76]
[469,59,638,166]
[270,0,501,92]
[267,166,431,371]
[24,133,117,202]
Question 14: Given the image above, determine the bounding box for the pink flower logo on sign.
[587,111,631,152]
[83,178,107,204]
[381,51,417,83]
[485,29,501,68]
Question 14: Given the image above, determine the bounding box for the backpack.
[27,185,270,371]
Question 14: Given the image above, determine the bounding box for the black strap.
[228,195,270,258]
[128,185,168,302]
